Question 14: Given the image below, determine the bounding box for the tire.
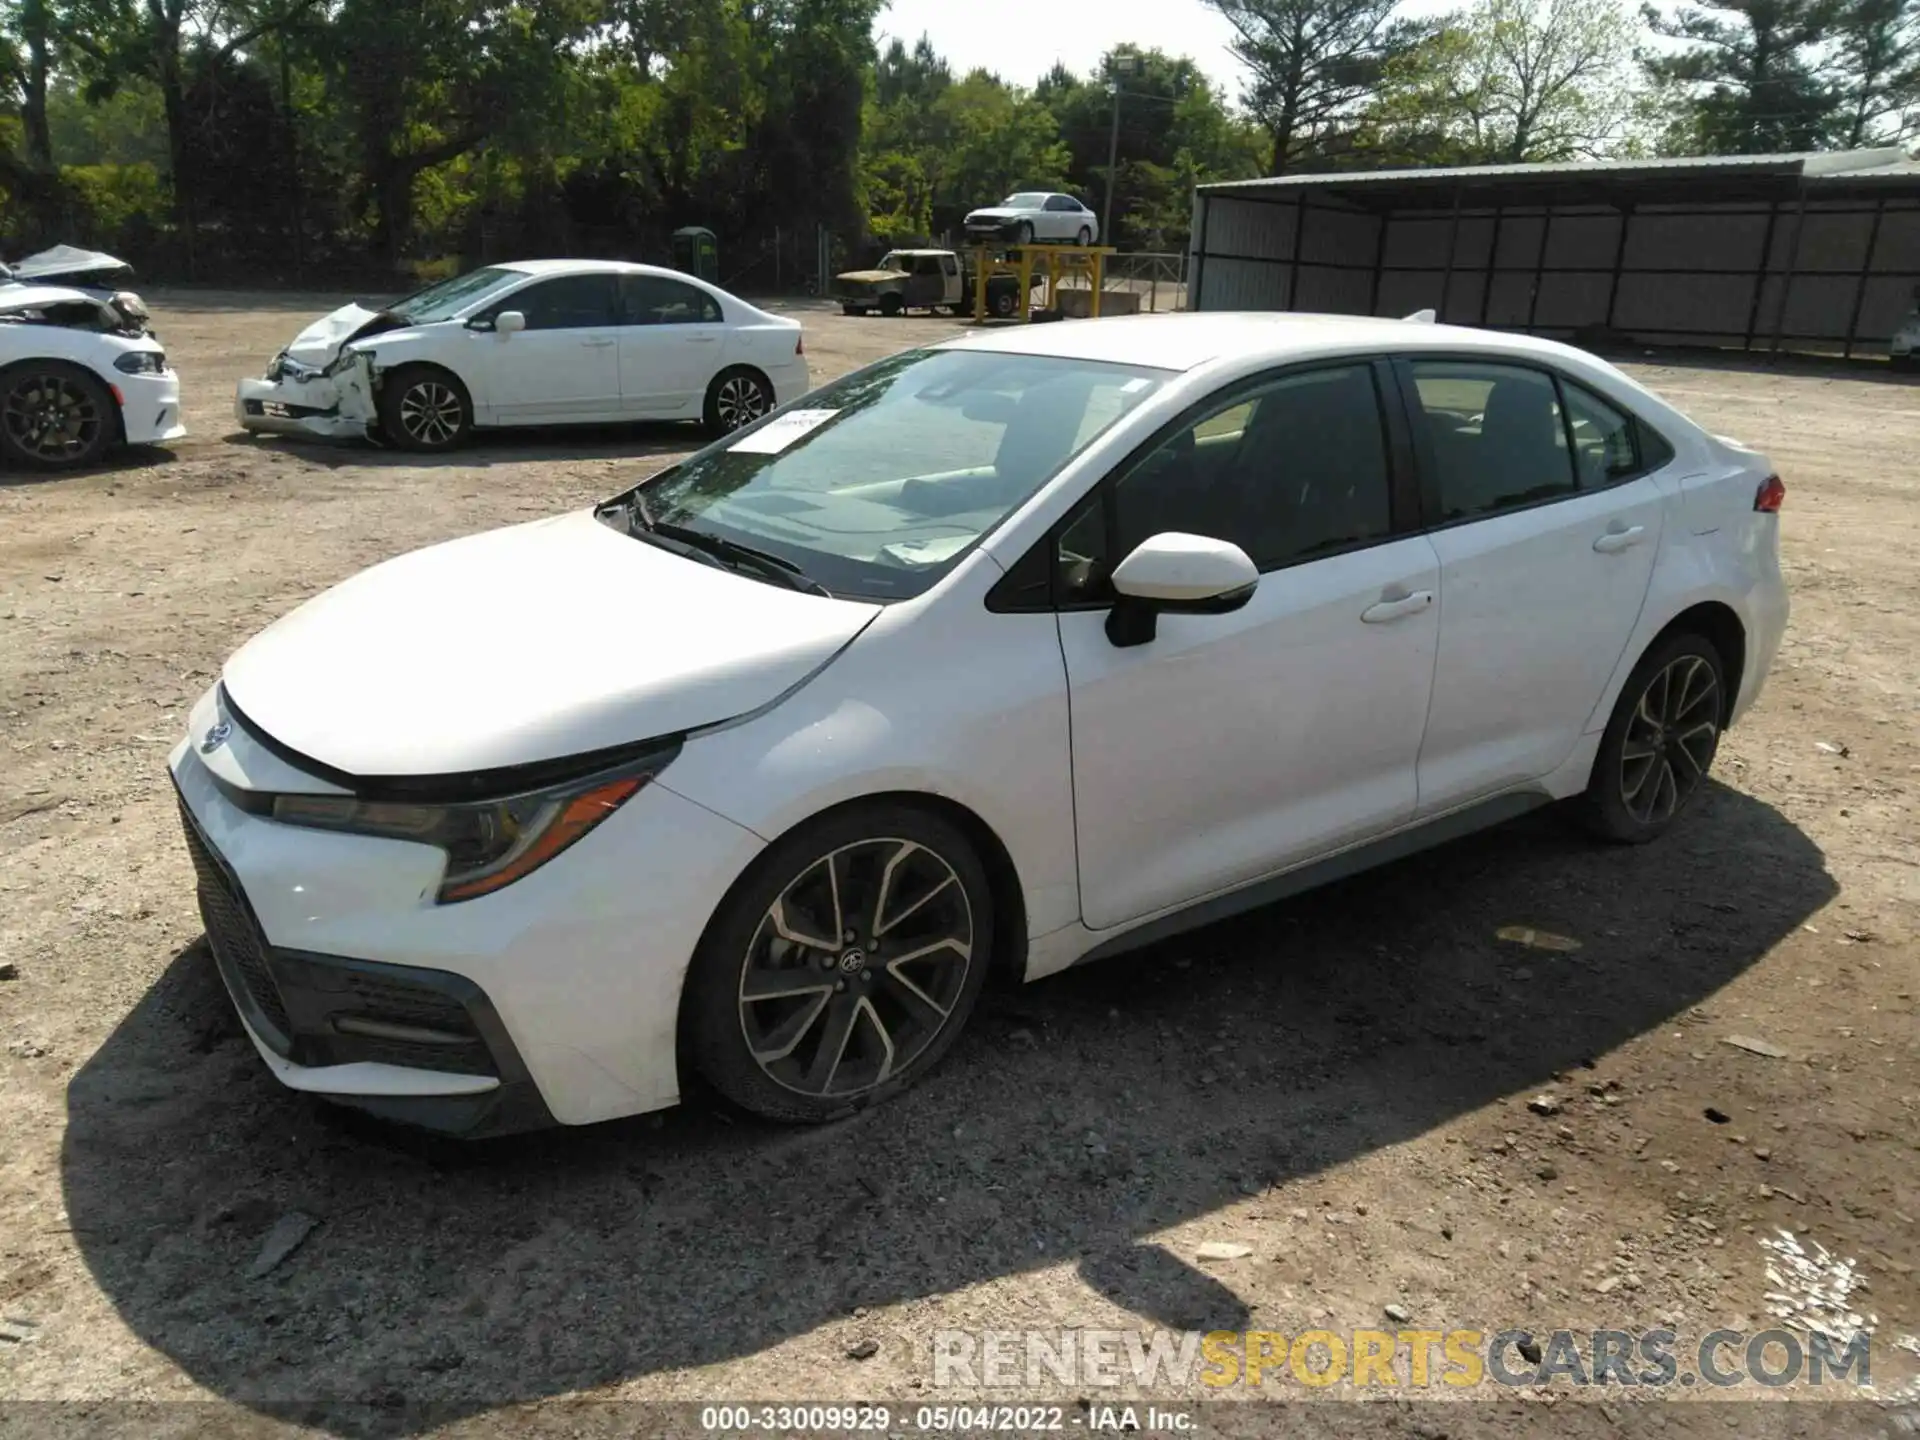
[378,365,472,452]
[1578,631,1727,844]
[879,292,904,318]
[1015,222,1034,246]
[990,287,1018,319]
[841,302,857,316]
[682,802,995,1123]
[0,361,116,471]
[1076,226,1092,247]
[703,367,774,435]
[946,303,969,317]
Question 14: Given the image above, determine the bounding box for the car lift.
[968,242,1118,323]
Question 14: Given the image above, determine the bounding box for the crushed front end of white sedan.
[235,302,404,440]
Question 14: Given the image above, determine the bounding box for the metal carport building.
[1186,148,1920,358]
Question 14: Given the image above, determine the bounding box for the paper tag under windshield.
[727,408,839,455]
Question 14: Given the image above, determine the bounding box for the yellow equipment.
[969,242,1117,323]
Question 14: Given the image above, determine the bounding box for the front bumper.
[235,353,378,440]
[118,370,186,445]
[168,685,766,1130]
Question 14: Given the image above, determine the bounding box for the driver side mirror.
[491,310,527,336]
[1105,532,1258,648]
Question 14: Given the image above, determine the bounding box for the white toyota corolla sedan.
[171,313,1787,1135]
[234,259,808,450]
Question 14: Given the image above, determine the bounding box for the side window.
[1408,361,1574,521]
[1045,195,1074,212]
[914,255,944,277]
[621,274,722,326]
[1561,381,1641,489]
[511,274,620,331]
[1056,364,1394,600]
[1637,418,1676,471]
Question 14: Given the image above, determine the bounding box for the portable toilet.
[672,226,719,283]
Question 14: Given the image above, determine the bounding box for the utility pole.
[1103,51,1141,245]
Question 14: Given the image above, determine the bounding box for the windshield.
[877,253,909,272]
[1003,193,1047,208]
[387,266,524,323]
[624,347,1169,601]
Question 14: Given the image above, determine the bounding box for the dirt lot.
[1,294,1917,1438]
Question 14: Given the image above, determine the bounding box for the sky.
[876,0,1253,98]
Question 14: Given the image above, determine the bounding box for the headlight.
[268,753,672,903]
[114,350,166,374]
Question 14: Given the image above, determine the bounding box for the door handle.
[684,335,719,344]
[581,338,616,348]
[1593,525,1647,554]
[1361,590,1434,623]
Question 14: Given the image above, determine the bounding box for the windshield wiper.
[620,494,834,598]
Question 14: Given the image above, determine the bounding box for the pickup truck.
[832,249,1044,319]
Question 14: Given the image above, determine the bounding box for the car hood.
[282,302,420,366]
[220,509,881,778]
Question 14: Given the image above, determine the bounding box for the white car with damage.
[0,280,182,470]
[236,259,809,451]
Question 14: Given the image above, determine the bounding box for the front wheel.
[1076,226,1092,247]
[379,365,472,452]
[682,804,994,1122]
[1015,222,1034,246]
[704,367,774,435]
[0,361,116,470]
[1578,632,1726,843]
[990,288,1017,319]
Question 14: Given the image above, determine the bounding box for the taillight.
[1755,474,1785,512]
[795,334,805,356]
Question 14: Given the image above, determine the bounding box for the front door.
[475,273,624,424]
[1056,361,1442,930]
[1401,358,1665,814]
[618,273,728,418]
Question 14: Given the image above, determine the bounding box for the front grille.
[178,801,293,1044]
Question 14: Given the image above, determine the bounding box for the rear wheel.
[379,365,472,452]
[703,367,774,434]
[990,287,1018,319]
[1579,632,1726,843]
[682,803,993,1123]
[0,361,116,470]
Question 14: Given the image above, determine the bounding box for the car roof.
[936,311,1604,374]
[497,259,696,281]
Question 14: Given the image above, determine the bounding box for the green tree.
[1642,0,1842,152]
[1831,0,1920,144]
[1208,0,1430,170]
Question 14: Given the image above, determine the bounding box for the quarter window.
[1408,361,1574,521]
[1561,381,1641,489]
[1058,364,1394,600]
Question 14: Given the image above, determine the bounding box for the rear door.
[476,273,623,424]
[1401,357,1665,815]
[618,274,728,418]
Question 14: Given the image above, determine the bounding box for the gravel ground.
[0,294,1917,1438]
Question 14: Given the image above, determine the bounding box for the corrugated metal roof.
[1197,147,1915,195]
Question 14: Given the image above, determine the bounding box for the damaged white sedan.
[236,259,809,452]
[0,281,183,470]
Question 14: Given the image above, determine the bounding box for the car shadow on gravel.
[220,425,705,470]
[61,781,1834,1433]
